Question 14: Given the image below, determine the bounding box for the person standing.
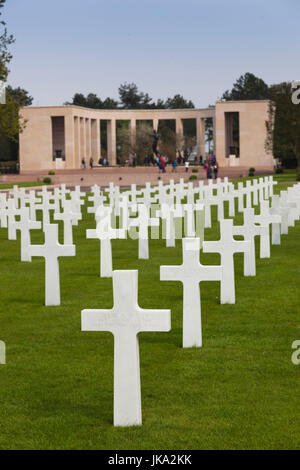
[204,161,208,177]
[172,160,177,173]
[89,157,93,169]
[81,158,86,169]
[207,164,213,179]
[160,154,166,173]
[213,162,218,179]
[185,160,189,173]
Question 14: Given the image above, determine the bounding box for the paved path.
[0,165,274,189]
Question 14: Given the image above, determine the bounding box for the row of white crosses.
[0,178,295,308]
[82,178,286,292]
[0,184,81,306]
[84,176,279,281]
[1,179,299,427]
[81,179,300,427]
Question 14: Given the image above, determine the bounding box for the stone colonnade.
[20,101,274,173]
[71,116,214,166]
[62,108,215,168]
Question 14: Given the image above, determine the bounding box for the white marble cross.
[252,180,259,206]
[160,238,222,348]
[58,184,71,199]
[270,195,283,244]
[14,207,41,261]
[278,192,295,234]
[237,182,245,212]
[68,192,84,222]
[28,190,42,221]
[0,194,8,228]
[245,181,253,208]
[254,200,281,257]
[203,219,251,304]
[267,176,277,197]
[81,269,171,427]
[54,200,77,245]
[87,206,126,277]
[129,204,159,259]
[35,191,59,226]
[183,203,204,242]
[258,178,266,202]
[232,208,262,276]
[88,193,106,217]
[28,223,75,306]
[7,199,21,240]
[136,186,158,208]
[159,203,183,247]
[286,189,300,225]
[223,185,236,218]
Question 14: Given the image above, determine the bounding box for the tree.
[0,0,28,152]
[65,92,118,109]
[6,86,33,107]
[118,122,153,164]
[205,118,214,153]
[222,72,270,101]
[102,97,118,109]
[266,82,300,180]
[164,94,194,109]
[0,0,14,83]
[118,82,153,109]
[0,86,33,161]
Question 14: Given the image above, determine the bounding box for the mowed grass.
[0,179,299,450]
[0,182,48,190]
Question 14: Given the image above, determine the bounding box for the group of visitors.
[204,155,218,179]
[155,153,167,173]
[176,149,190,166]
[81,152,218,179]
[81,157,108,169]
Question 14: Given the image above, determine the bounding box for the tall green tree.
[6,86,33,107]
[222,72,270,101]
[0,1,33,166]
[118,82,153,109]
[0,0,13,83]
[1,86,33,161]
[266,82,300,180]
[164,94,194,109]
[65,92,118,109]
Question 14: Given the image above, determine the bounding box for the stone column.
[86,118,91,161]
[64,114,75,169]
[80,117,86,165]
[91,119,100,163]
[176,118,184,151]
[196,117,206,159]
[130,119,136,151]
[212,115,216,156]
[74,116,80,168]
[107,119,116,165]
[99,120,102,159]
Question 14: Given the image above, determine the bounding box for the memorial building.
[19,100,274,173]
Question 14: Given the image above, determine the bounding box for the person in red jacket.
[160,155,166,173]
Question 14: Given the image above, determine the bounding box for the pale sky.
[5,0,300,108]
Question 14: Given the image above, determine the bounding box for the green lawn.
[0,179,299,449]
[0,182,47,190]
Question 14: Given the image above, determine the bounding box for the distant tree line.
[65,82,195,110]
